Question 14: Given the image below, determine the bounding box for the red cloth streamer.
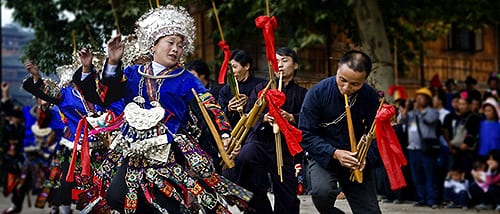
[217,40,231,84]
[97,80,109,104]
[375,104,407,190]
[37,107,46,127]
[255,16,279,73]
[262,89,303,156]
[66,117,91,182]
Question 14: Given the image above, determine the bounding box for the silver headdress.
[135,5,196,56]
[56,55,80,87]
[122,34,150,66]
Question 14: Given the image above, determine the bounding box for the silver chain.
[138,76,145,107]
[319,94,358,127]
[155,79,164,102]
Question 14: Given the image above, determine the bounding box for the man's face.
[432,96,440,108]
[470,99,480,112]
[276,54,297,80]
[230,59,249,82]
[415,94,429,108]
[335,64,366,96]
[457,98,470,114]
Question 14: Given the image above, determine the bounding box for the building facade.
[2,24,36,106]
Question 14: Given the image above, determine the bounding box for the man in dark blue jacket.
[299,50,381,214]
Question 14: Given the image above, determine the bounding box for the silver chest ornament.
[120,96,171,163]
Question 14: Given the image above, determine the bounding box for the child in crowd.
[443,168,470,209]
[470,150,500,211]
[478,98,500,159]
[471,161,488,193]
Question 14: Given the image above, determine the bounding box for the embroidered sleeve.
[22,76,62,105]
[199,92,230,132]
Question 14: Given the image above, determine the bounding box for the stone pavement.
[1,193,498,213]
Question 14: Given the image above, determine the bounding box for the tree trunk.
[353,0,394,98]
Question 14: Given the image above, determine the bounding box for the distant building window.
[448,25,483,52]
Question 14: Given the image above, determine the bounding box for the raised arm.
[107,34,125,66]
[22,61,62,105]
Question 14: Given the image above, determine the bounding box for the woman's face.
[152,35,184,67]
[335,64,366,96]
[230,59,250,82]
[483,105,498,121]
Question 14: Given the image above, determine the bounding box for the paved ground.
[1,193,498,213]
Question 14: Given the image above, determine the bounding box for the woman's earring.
[179,57,185,66]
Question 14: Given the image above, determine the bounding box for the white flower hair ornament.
[135,5,196,56]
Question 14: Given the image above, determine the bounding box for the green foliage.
[4,0,499,73]
[214,0,357,50]
[3,0,151,72]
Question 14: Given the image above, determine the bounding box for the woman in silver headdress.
[96,4,252,214]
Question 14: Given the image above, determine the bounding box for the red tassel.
[80,119,90,177]
[375,104,408,190]
[37,107,46,127]
[66,117,91,182]
[217,40,231,84]
[261,89,303,156]
[255,16,279,73]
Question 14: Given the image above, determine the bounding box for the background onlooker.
[185,59,222,99]
[444,78,458,113]
[446,90,481,179]
[399,87,441,208]
[469,150,500,211]
[443,168,470,209]
[465,76,482,102]
[483,72,499,101]
[478,98,500,159]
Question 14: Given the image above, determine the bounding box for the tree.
[353,0,393,93]
[214,0,500,92]
[3,0,157,72]
[5,0,499,87]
